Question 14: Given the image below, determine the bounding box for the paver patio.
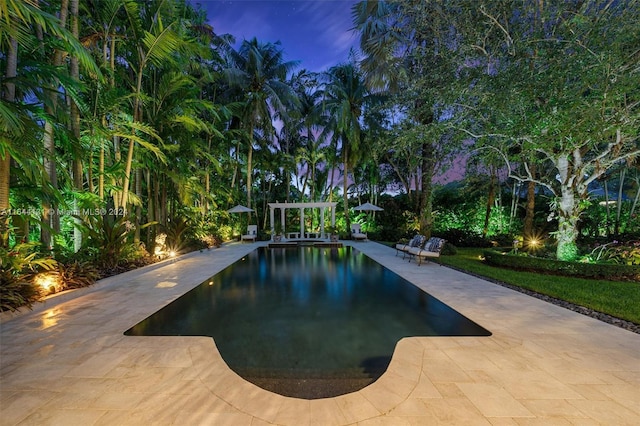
[1,241,638,425]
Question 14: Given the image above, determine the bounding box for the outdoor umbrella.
[353,202,383,232]
[227,205,255,237]
[353,202,383,212]
[227,205,254,214]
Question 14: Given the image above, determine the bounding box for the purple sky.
[195,0,359,72]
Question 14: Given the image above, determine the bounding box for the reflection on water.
[125,246,491,398]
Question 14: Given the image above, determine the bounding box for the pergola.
[268,202,337,240]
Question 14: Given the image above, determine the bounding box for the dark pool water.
[125,246,491,398]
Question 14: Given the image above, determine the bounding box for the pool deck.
[1,241,638,425]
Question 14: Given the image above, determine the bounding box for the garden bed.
[482,249,640,281]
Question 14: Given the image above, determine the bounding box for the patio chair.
[395,234,425,257]
[241,225,258,243]
[351,223,368,241]
[407,237,446,266]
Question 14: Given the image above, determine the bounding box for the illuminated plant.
[0,243,57,311]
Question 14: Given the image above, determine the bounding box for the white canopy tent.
[268,201,338,240]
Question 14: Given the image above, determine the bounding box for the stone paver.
[1,241,639,425]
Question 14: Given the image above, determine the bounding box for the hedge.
[482,250,640,281]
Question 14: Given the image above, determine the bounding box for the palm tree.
[319,63,371,233]
[119,0,184,213]
[0,0,98,248]
[351,0,408,91]
[224,38,299,209]
[287,70,324,201]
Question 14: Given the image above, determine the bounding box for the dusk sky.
[195,0,359,72]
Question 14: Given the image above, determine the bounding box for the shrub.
[438,229,493,248]
[584,241,640,266]
[491,233,516,247]
[75,214,132,269]
[483,249,640,281]
[441,242,458,255]
[0,243,57,311]
[52,261,100,290]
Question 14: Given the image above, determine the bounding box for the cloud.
[209,6,274,41]
[197,0,359,72]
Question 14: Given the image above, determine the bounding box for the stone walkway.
[1,242,638,425]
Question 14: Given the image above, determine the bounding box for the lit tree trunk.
[0,35,17,248]
[483,165,497,238]
[603,179,611,236]
[555,156,581,261]
[135,168,142,242]
[41,0,69,249]
[146,169,155,252]
[523,164,536,241]
[615,168,626,236]
[121,60,145,213]
[98,127,105,200]
[70,0,82,252]
[42,118,58,249]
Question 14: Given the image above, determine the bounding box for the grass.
[439,248,640,325]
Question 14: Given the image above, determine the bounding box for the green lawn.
[439,248,640,325]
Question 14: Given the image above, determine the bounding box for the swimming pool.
[125,246,491,398]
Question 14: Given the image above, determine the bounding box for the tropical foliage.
[0,0,638,310]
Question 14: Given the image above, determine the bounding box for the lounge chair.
[395,235,425,257]
[351,223,368,241]
[407,237,446,265]
[241,225,258,242]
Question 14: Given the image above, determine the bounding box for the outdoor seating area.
[396,235,446,265]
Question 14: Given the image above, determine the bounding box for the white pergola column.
[269,207,275,238]
[320,207,326,237]
[331,206,336,227]
[267,202,337,240]
[280,208,286,233]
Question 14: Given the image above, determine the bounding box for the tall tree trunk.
[41,0,69,249]
[121,66,145,214]
[204,171,210,218]
[98,133,104,200]
[146,169,155,252]
[523,165,537,241]
[135,168,142,242]
[42,119,58,249]
[483,166,497,238]
[231,139,239,190]
[246,123,254,208]
[0,35,17,248]
[418,141,436,237]
[70,0,83,252]
[555,156,580,261]
[343,138,350,234]
[626,176,639,231]
[603,179,611,236]
[615,168,626,236]
[112,135,120,209]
